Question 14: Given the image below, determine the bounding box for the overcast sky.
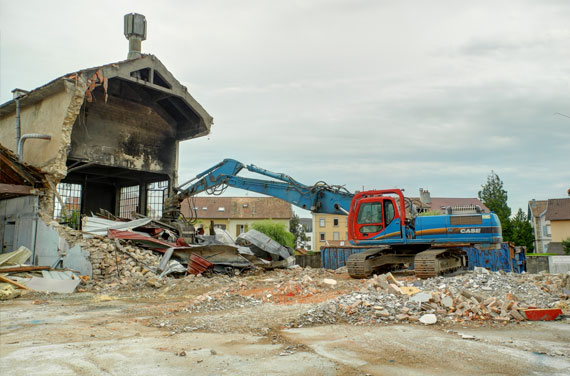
[1,0,569,218]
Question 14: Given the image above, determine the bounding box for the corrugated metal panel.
[321,246,368,270]
[465,243,526,273]
[188,253,214,275]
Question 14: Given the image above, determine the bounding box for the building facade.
[180,196,293,240]
[312,213,349,251]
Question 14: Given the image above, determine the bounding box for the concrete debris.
[323,278,337,286]
[419,314,438,325]
[289,269,569,328]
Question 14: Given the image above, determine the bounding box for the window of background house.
[319,218,325,227]
[319,232,325,241]
[333,232,339,240]
[333,218,339,226]
[236,224,248,235]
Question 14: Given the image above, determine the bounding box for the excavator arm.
[163,159,354,222]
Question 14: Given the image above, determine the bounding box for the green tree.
[510,208,534,251]
[251,220,296,248]
[478,171,512,241]
[289,214,308,248]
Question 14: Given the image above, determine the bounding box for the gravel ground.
[1,267,569,375]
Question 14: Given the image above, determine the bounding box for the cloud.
[1,0,568,216]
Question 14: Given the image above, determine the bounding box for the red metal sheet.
[188,253,214,275]
[524,308,563,321]
[107,229,176,251]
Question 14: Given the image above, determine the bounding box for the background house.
[528,199,551,253]
[180,196,293,239]
[544,198,570,253]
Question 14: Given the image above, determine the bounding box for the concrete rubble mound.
[291,268,569,327]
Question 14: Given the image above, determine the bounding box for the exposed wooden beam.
[0,183,35,195]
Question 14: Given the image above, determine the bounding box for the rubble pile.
[290,269,569,327]
[84,239,160,282]
[42,219,163,287]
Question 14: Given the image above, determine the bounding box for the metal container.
[321,246,368,270]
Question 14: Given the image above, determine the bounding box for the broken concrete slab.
[25,276,80,293]
[410,291,432,303]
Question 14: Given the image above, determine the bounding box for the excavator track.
[346,249,382,278]
[414,248,465,278]
[347,247,415,279]
[347,247,466,279]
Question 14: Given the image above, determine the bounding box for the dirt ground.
[1,270,569,376]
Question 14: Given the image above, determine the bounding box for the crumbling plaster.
[0,78,86,180]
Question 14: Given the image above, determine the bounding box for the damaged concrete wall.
[0,79,86,179]
[69,92,177,174]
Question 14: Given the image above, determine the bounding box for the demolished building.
[0,14,212,270]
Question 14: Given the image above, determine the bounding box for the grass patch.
[526,253,559,256]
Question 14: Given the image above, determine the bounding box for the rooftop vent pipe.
[124,13,147,59]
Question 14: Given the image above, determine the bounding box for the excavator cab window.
[384,200,395,226]
[356,201,383,234]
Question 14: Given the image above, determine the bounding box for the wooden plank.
[0,275,31,290]
[0,266,50,273]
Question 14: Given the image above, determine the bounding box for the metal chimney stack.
[124,13,147,59]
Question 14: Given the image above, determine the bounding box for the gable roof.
[0,54,212,141]
[528,200,548,218]
[545,198,570,221]
[428,198,489,212]
[410,197,489,213]
[181,196,293,220]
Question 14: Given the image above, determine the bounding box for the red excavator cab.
[348,189,407,242]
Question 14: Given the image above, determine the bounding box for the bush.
[562,237,570,255]
[251,220,295,248]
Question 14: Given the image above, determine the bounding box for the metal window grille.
[147,181,168,219]
[54,183,82,229]
[120,185,140,219]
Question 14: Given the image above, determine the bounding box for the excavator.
[162,159,502,278]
